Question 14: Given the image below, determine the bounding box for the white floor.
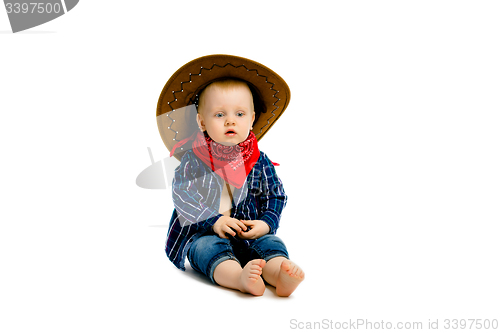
[2,185,499,332]
[2,2,500,331]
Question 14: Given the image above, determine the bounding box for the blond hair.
[197,79,254,113]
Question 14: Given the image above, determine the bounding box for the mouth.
[225,129,237,137]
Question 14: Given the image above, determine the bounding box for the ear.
[251,111,255,130]
[196,113,205,131]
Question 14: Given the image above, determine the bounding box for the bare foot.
[239,259,266,296]
[275,260,305,297]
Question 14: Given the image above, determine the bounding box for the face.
[197,85,255,146]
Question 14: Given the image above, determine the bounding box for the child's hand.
[237,220,270,240]
[213,216,248,239]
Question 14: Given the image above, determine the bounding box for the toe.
[281,259,291,272]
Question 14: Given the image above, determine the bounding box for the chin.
[218,135,244,146]
[218,140,238,146]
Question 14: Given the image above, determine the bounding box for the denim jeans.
[187,232,289,284]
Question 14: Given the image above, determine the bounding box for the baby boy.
[163,56,304,296]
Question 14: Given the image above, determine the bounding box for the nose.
[225,117,235,126]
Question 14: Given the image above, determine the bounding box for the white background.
[1,1,499,332]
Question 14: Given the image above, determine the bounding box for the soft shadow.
[264,282,295,299]
[183,265,213,287]
[183,265,260,299]
[265,283,279,296]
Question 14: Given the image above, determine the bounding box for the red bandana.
[192,131,260,188]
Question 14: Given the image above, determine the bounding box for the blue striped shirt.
[165,150,287,270]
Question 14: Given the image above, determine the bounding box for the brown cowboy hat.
[156,54,291,158]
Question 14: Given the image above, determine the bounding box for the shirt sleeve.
[172,152,222,230]
[257,153,287,234]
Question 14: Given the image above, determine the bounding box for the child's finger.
[230,219,248,232]
[240,220,255,227]
[215,225,228,238]
[239,229,256,239]
[224,224,237,236]
[218,229,228,238]
[235,220,247,231]
[226,221,241,233]
[216,230,228,239]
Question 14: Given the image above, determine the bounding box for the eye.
[236,111,245,117]
[215,112,224,118]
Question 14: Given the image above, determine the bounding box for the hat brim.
[157,54,290,156]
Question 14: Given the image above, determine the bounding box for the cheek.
[206,118,223,132]
[210,118,223,127]
[241,118,253,128]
